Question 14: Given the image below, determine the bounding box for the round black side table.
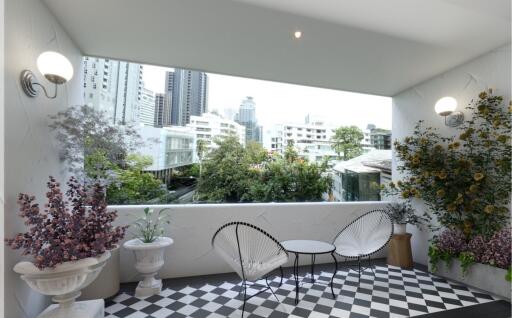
[280,239,337,304]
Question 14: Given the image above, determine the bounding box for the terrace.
[2,1,511,318]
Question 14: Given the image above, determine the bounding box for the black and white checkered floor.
[105,264,496,318]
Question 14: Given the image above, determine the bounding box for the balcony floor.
[105,261,508,318]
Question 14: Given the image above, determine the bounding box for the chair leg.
[241,280,247,318]
[357,257,361,282]
[279,266,284,287]
[265,276,281,303]
[368,256,375,275]
[330,252,337,298]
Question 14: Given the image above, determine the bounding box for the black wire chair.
[333,210,393,281]
[212,222,289,317]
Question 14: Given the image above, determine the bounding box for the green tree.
[106,154,167,205]
[249,151,331,202]
[331,126,364,160]
[49,105,145,183]
[196,136,257,202]
[245,141,268,164]
[196,137,332,203]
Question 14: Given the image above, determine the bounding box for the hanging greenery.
[387,90,511,238]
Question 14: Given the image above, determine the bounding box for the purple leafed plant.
[436,228,467,255]
[481,228,511,269]
[5,176,128,269]
[467,235,486,263]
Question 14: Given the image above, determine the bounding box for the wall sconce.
[434,96,464,127]
[20,51,74,99]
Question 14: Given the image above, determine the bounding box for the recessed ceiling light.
[294,30,302,39]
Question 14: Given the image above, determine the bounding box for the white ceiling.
[43,0,510,96]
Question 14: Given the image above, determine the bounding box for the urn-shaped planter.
[13,251,111,318]
[124,237,173,297]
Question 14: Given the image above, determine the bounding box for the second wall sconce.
[20,51,74,99]
[435,96,464,127]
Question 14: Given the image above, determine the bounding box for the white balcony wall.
[3,0,84,317]
[392,44,511,266]
[113,202,389,283]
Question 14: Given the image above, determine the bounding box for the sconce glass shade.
[36,51,74,84]
[435,96,457,116]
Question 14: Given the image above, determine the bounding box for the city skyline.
[143,64,392,130]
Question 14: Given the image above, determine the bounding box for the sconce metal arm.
[32,82,57,99]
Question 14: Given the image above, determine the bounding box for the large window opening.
[68,57,392,205]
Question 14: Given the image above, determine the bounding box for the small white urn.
[123,237,173,297]
[394,223,407,235]
[14,251,111,318]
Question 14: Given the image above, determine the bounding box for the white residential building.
[262,119,337,163]
[139,87,155,126]
[137,125,196,185]
[187,113,246,152]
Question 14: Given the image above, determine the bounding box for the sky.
[143,64,392,130]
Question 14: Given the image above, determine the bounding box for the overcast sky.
[143,64,391,130]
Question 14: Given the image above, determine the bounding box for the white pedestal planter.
[429,258,511,300]
[124,237,173,297]
[394,223,407,234]
[13,251,111,318]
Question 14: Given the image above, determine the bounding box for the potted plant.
[5,176,127,318]
[123,207,173,297]
[385,201,425,234]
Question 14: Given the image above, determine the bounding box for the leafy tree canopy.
[331,126,364,160]
[49,105,144,183]
[106,154,167,205]
[196,137,332,203]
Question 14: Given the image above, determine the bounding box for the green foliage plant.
[385,200,426,225]
[132,207,171,243]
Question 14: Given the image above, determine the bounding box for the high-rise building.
[235,96,261,144]
[83,57,120,120]
[166,69,208,126]
[139,87,156,126]
[83,57,143,125]
[114,62,143,124]
[154,93,171,128]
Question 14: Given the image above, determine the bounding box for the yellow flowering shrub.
[386,91,511,238]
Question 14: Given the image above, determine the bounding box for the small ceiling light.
[435,96,464,127]
[20,51,74,99]
[294,30,302,39]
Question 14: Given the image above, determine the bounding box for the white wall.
[3,0,83,317]
[392,44,511,266]
[114,202,388,282]
[0,0,5,315]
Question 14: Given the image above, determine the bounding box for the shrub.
[481,228,511,269]
[5,177,128,269]
[436,228,467,255]
[387,91,511,237]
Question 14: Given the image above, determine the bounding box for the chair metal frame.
[212,221,288,317]
[332,209,393,281]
